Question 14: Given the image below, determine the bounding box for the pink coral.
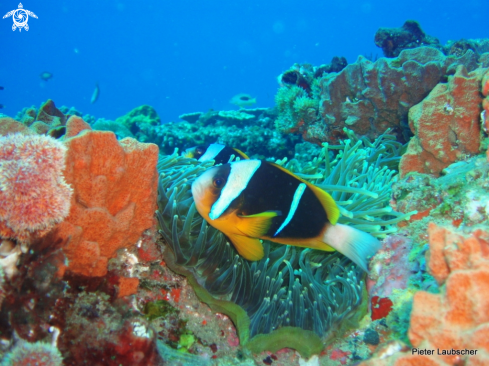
[0,133,72,244]
[368,235,413,298]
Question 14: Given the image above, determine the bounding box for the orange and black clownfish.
[191,159,380,272]
[183,143,249,165]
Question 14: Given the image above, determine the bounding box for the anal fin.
[229,234,265,261]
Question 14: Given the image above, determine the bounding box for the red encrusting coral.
[0,133,72,245]
[371,296,394,321]
[117,277,140,298]
[53,122,159,277]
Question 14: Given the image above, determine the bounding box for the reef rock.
[374,20,443,58]
[284,46,486,145]
[399,65,487,177]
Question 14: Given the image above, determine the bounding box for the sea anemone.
[156,130,414,354]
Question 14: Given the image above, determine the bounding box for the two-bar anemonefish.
[191,159,380,272]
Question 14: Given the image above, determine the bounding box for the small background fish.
[229,93,256,108]
[40,72,53,81]
[91,83,100,104]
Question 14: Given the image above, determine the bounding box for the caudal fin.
[322,223,381,272]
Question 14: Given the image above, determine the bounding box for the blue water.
[1,0,486,122]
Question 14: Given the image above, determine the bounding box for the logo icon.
[3,3,37,32]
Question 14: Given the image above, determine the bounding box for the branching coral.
[156,131,413,356]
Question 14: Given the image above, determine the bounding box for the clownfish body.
[183,143,249,165]
[191,160,380,272]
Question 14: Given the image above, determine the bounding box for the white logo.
[3,3,37,32]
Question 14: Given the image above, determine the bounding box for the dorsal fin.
[269,162,340,225]
[232,147,250,160]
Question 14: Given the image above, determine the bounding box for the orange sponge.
[56,128,159,277]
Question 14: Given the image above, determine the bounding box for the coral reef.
[163,108,299,159]
[54,120,159,277]
[114,105,161,142]
[359,224,489,366]
[87,106,299,160]
[1,26,489,365]
[318,47,486,145]
[374,20,489,59]
[392,155,489,230]
[0,133,72,245]
[61,292,160,365]
[399,65,486,177]
[274,24,489,147]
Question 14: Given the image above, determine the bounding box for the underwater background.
[1,0,487,121]
[1,1,489,366]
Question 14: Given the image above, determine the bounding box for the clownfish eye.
[213,177,225,188]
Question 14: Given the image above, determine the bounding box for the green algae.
[386,289,414,345]
[144,300,178,321]
[245,327,323,359]
[156,339,212,366]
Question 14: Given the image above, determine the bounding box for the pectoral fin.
[236,211,279,237]
[229,234,265,261]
